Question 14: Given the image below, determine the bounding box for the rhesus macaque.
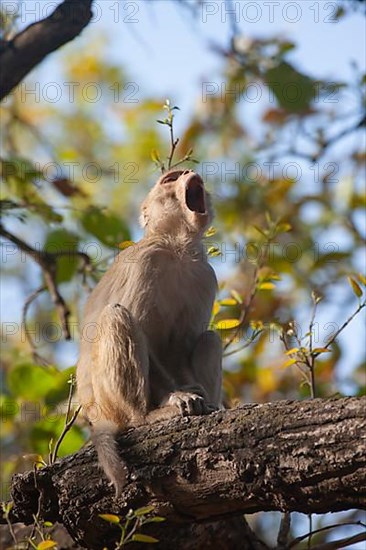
[77,169,222,495]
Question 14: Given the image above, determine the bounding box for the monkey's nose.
[183,170,192,175]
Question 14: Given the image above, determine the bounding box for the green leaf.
[131,534,159,543]
[99,514,120,524]
[7,364,58,401]
[265,61,315,113]
[44,367,76,406]
[134,506,155,516]
[44,230,79,283]
[144,516,166,523]
[81,207,130,248]
[1,157,63,223]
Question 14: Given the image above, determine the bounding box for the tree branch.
[4,397,365,549]
[0,0,94,101]
[0,224,91,341]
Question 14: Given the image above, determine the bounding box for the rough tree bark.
[4,397,366,549]
[0,0,94,101]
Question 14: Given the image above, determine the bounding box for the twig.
[0,0,94,100]
[1,503,18,547]
[50,375,81,464]
[277,512,291,548]
[325,300,366,349]
[223,267,258,352]
[22,285,48,365]
[287,521,366,549]
[223,329,262,357]
[309,530,366,550]
[167,124,179,171]
[307,514,313,549]
[26,466,44,549]
[307,292,321,399]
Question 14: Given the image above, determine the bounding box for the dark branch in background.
[0,224,91,341]
[3,398,365,549]
[0,0,94,101]
[22,285,47,364]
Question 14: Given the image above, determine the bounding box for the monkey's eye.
[160,171,184,184]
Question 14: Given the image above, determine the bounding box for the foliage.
[99,506,165,548]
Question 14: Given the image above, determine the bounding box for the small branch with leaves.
[99,506,165,548]
[281,275,366,398]
[152,100,198,172]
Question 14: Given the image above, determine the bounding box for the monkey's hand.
[163,390,216,416]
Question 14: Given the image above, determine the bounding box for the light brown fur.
[77,169,222,495]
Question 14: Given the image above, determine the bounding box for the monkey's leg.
[90,304,149,496]
[189,330,223,409]
[149,331,222,420]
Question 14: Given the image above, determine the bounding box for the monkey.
[76,169,222,496]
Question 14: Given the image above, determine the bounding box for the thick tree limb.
[0,0,94,101]
[4,397,366,549]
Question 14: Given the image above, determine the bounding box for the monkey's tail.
[91,421,127,497]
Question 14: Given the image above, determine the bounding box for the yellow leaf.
[277,223,292,233]
[118,240,135,250]
[215,318,241,330]
[208,246,221,257]
[99,514,120,524]
[205,226,217,237]
[357,273,366,286]
[220,298,237,306]
[150,149,161,163]
[37,541,57,550]
[252,225,268,237]
[258,368,277,394]
[250,320,264,331]
[312,347,330,354]
[348,277,363,298]
[230,289,243,304]
[268,273,281,281]
[281,358,297,369]
[258,282,275,290]
[285,347,299,355]
[212,301,220,317]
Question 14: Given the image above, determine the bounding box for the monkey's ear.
[139,206,148,228]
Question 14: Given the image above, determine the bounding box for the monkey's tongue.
[185,178,206,214]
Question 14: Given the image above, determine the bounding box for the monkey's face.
[140,170,213,238]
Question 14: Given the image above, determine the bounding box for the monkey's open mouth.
[185,176,206,214]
